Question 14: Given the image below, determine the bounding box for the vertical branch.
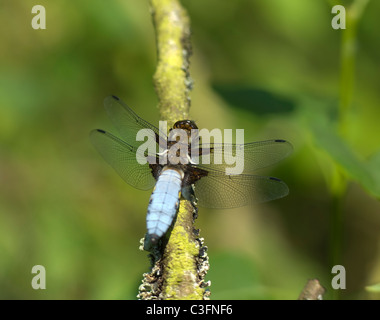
[138,0,209,300]
[329,0,370,299]
[151,0,192,123]
[338,0,370,136]
[339,0,369,136]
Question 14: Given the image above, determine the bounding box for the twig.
[138,0,209,300]
[298,279,326,300]
[151,0,192,123]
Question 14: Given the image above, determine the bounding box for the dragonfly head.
[170,120,198,143]
[172,120,198,131]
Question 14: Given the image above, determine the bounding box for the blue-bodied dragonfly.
[90,95,292,242]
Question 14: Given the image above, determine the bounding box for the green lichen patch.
[161,201,204,299]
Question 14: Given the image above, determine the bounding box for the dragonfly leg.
[182,184,198,207]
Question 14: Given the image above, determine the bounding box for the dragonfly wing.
[193,167,289,208]
[103,95,165,147]
[90,129,156,191]
[193,139,292,174]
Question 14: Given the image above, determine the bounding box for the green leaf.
[212,84,296,116]
[300,99,379,198]
[312,115,372,186]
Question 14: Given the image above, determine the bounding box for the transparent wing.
[193,139,292,174]
[104,95,166,147]
[193,167,289,208]
[90,129,156,190]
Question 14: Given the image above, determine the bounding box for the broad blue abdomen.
[146,168,183,239]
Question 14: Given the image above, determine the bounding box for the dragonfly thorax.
[165,120,199,166]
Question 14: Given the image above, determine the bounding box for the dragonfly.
[90,95,292,242]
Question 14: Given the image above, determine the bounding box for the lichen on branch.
[150,0,193,123]
[138,0,209,300]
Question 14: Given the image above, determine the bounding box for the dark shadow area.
[212,84,296,115]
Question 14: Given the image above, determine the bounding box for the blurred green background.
[1,0,380,299]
